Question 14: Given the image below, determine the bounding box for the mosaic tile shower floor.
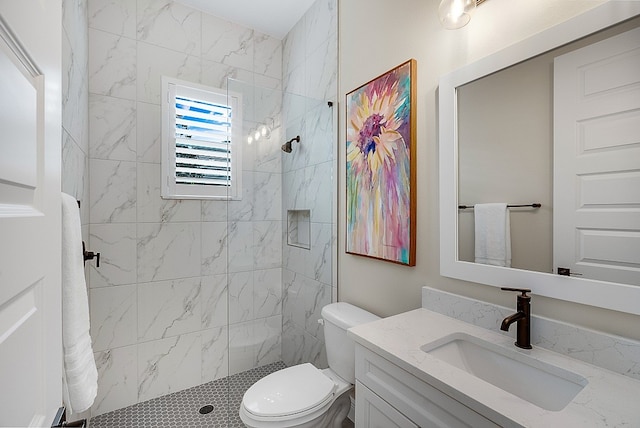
[90,362,355,428]
[90,362,285,428]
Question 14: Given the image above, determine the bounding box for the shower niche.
[287,209,311,249]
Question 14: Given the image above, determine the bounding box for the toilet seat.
[242,363,336,421]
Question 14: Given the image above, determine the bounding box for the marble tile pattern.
[137,163,201,223]
[280,0,337,369]
[137,332,202,402]
[61,130,90,228]
[93,346,138,416]
[137,277,202,341]
[62,0,89,227]
[89,159,137,223]
[88,28,137,100]
[63,0,89,152]
[89,94,137,161]
[422,286,640,381]
[89,223,137,288]
[201,222,229,276]
[84,0,294,416]
[90,285,137,351]
[88,0,136,38]
[82,0,338,416]
[136,102,162,163]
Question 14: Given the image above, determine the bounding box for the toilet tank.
[322,302,380,383]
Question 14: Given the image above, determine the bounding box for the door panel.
[0,281,46,427]
[554,26,640,286]
[0,1,62,426]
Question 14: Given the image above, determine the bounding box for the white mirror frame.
[439,2,640,316]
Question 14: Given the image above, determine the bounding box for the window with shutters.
[161,77,242,200]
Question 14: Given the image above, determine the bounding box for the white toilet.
[239,302,380,427]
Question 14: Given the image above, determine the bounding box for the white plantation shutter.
[162,77,242,199]
[174,95,231,186]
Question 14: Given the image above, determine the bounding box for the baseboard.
[347,395,355,422]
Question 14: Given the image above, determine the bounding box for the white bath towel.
[61,192,98,414]
[474,203,511,267]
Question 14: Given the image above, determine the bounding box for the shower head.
[281,136,300,153]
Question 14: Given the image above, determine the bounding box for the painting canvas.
[346,59,416,266]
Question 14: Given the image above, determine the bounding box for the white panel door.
[554,26,640,286]
[0,0,62,426]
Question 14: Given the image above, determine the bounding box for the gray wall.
[338,0,640,341]
[457,52,553,273]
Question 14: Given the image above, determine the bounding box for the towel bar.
[458,203,541,210]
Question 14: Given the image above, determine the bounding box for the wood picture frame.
[345,59,417,266]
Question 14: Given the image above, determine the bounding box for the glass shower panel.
[281,91,336,371]
[225,77,284,376]
[221,77,284,424]
[222,77,336,423]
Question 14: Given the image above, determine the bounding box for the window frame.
[161,76,243,200]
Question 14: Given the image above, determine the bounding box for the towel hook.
[82,241,100,268]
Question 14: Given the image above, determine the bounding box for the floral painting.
[346,59,416,266]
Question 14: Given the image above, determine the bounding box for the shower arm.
[286,136,300,145]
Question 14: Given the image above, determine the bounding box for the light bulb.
[247,134,253,144]
[254,130,261,141]
[439,0,476,30]
[451,0,464,19]
[259,124,271,139]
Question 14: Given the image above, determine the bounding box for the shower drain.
[198,405,214,414]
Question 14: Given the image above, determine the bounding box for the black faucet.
[500,287,532,349]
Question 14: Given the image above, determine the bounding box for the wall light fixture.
[438,0,485,30]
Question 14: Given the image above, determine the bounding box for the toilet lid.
[243,363,336,418]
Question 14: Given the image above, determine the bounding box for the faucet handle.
[501,287,531,297]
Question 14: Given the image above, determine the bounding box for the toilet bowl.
[239,364,351,427]
[239,302,380,428]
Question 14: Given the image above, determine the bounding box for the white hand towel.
[474,203,511,267]
[61,193,98,414]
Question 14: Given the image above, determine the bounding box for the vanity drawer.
[356,381,418,428]
[355,344,499,428]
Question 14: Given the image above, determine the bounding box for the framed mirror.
[439,2,640,315]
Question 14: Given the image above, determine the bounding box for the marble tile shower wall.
[86,0,284,416]
[62,0,89,236]
[281,0,337,369]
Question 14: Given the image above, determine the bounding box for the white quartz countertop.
[348,308,640,427]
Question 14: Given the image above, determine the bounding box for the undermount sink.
[421,333,588,411]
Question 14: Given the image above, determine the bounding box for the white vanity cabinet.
[350,309,640,427]
[356,380,417,428]
[354,344,500,428]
